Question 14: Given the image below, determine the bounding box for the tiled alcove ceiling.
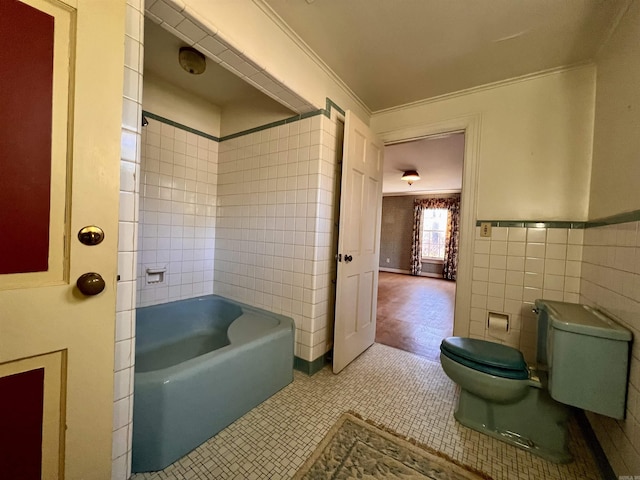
[145,0,317,115]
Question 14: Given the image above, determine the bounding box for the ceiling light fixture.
[401,170,420,186]
[178,46,206,75]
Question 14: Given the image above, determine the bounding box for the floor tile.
[132,344,600,480]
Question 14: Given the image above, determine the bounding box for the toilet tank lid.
[535,300,632,341]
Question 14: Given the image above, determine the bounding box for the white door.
[333,111,384,373]
[0,0,125,478]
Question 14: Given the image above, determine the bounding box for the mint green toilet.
[440,299,632,463]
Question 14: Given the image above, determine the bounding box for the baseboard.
[418,272,444,279]
[574,409,616,480]
[379,267,411,274]
[379,267,444,279]
[294,352,330,376]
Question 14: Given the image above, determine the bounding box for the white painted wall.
[143,70,222,137]
[371,66,596,222]
[181,0,370,121]
[220,99,296,137]
[590,0,640,219]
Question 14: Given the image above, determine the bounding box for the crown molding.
[383,190,461,197]
[372,61,595,117]
[252,0,371,117]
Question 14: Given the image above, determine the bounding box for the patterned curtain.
[410,197,461,281]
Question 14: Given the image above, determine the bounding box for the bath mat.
[293,412,493,480]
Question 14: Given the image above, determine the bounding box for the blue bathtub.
[131,294,294,472]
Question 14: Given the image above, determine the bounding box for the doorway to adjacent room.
[376,132,464,361]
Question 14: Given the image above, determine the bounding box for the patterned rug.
[294,412,493,480]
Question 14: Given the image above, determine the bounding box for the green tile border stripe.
[145,103,640,231]
[326,98,345,117]
[475,220,586,229]
[145,98,345,144]
[142,111,220,142]
[294,352,330,376]
[476,209,640,229]
[587,209,640,228]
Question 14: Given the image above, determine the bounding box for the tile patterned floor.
[131,344,601,480]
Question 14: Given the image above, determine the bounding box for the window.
[421,208,448,260]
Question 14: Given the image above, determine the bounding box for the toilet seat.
[440,337,529,380]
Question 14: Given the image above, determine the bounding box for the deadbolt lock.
[78,225,105,246]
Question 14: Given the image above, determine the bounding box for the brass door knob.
[76,272,105,296]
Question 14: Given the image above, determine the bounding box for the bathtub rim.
[134,294,295,379]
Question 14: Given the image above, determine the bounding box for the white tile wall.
[137,118,217,307]
[470,220,640,475]
[135,111,340,365]
[580,221,640,476]
[470,225,582,362]
[214,114,340,362]
[114,1,144,479]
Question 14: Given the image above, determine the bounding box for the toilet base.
[454,384,572,463]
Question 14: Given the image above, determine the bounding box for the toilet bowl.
[440,299,633,464]
[440,337,571,463]
[440,336,534,402]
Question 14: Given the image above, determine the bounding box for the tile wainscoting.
[470,223,583,362]
[581,220,640,476]
[474,216,640,476]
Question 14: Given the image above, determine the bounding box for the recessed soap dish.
[145,266,167,285]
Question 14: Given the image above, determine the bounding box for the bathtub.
[131,294,294,473]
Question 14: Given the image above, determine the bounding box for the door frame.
[373,114,481,338]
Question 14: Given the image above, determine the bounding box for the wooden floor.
[375,271,456,362]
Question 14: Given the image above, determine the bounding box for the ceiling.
[383,133,464,195]
[262,0,626,112]
[145,1,626,192]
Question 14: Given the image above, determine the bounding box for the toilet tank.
[535,299,632,419]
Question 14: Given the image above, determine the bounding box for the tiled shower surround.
[137,118,218,306]
[137,113,341,365]
[214,115,340,362]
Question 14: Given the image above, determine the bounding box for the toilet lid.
[440,337,529,380]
